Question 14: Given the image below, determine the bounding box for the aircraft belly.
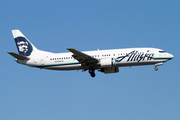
[43,64,82,70]
[115,60,159,67]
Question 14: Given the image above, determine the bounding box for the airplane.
[8,30,174,77]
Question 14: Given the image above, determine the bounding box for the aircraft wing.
[67,48,99,64]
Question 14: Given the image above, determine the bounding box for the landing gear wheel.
[155,67,158,71]
[90,72,95,77]
[89,67,96,78]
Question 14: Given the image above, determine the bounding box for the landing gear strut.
[154,62,163,71]
[89,67,95,77]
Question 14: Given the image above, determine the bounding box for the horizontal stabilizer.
[8,52,30,60]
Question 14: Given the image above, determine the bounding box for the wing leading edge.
[67,48,99,64]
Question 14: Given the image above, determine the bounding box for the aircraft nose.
[168,53,174,60]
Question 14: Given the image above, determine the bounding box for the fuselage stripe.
[35,62,80,67]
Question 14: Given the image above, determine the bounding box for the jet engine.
[99,58,116,68]
[100,67,119,74]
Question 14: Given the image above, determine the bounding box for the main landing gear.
[89,67,95,77]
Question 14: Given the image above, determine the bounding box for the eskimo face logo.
[17,41,29,53]
[15,37,32,56]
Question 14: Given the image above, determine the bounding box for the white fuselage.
[9,30,174,77]
[17,47,173,71]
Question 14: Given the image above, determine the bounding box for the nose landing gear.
[154,62,163,71]
[155,66,158,71]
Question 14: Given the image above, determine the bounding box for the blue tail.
[12,30,35,56]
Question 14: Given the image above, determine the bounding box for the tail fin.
[12,30,38,56]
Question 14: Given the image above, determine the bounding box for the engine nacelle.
[100,67,119,74]
[99,58,116,68]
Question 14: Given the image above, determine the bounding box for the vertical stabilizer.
[12,30,38,56]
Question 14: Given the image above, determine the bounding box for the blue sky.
[1,0,180,120]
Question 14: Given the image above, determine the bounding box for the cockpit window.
[159,51,166,53]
